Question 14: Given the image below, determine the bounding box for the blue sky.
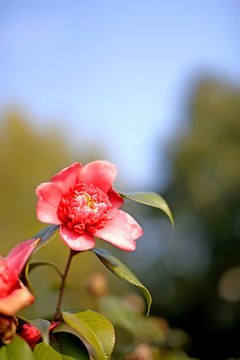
[1,0,239,188]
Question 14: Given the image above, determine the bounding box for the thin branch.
[52,249,75,322]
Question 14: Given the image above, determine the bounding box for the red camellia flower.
[17,321,60,348]
[36,161,143,251]
[0,239,38,316]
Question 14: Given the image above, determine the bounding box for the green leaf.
[120,192,174,226]
[22,225,60,293]
[62,310,115,360]
[29,319,51,346]
[29,262,63,279]
[0,335,34,360]
[33,225,60,250]
[34,332,89,360]
[92,248,152,316]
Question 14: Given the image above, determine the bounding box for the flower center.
[0,260,16,298]
[58,184,113,234]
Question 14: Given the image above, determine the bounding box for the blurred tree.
[0,112,69,251]
[0,110,105,252]
[0,110,108,320]
[152,78,240,359]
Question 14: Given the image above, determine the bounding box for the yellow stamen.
[84,194,95,209]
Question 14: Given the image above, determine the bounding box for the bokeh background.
[1,1,240,359]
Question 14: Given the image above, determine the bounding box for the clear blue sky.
[1,0,239,188]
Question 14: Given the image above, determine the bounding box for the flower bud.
[86,272,108,298]
[125,343,153,360]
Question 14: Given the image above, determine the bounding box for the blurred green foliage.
[0,111,105,253]
[0,112,75,252]
[167,78,240,216]
[1,75,239,359]
[146,77,240,359]
[0,109,196,360]
[0,111,106,320]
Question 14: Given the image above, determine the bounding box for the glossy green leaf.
[92,248,152,316]
[29,262,63,279]
[0,335,34,360]
[120,192,174,226]
[34,332,89,360]
[29,319,51,346]
[62,310,115,360]
[33,225,60,250]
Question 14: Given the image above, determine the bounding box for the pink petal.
[36,182,63,224]
[5,238,40,276]
[0,282,34,316]
[51,162,82,194]
[59,226,95,251]
[78,161,117,193]
[94,209,143,251]
[107,188,124,209]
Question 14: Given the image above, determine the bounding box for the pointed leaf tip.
[92,248,152,316]
[120,192,174,227]
[33,225,60,249]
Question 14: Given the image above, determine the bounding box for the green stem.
[53,249,75,321]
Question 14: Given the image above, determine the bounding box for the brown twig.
[52,249,75,321]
